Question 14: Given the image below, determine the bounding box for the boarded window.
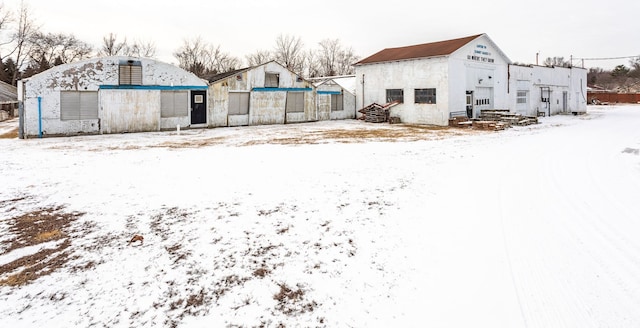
[415,88,436,104]
[229,92,250,115]
[517,91,528,104]
[161,91,188,117]
[119,61,142,85]
[265,73,279,88]
[386,89,403,103]
[286,92,304,113]
[331,94,343,111]
[60,91,98,121]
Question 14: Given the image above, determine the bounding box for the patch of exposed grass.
[35,229,62,242]
[0,127,18,139]
[0,202,87,287]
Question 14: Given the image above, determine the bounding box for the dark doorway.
[191,90,207,125]
[466,91,474,118]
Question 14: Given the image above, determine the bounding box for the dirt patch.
[273,283,318,316]
[239,125,480,146]
[0,205,85,287]
[0,127,18,139]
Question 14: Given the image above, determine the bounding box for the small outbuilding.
[18,56,208,138]
[0,80,18,120]
[312,75,357,120]
[207,61,317,127]
[508,64,587,116]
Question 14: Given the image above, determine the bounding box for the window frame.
[385,89,404,103]
[119,60,142,85]
[228,92,250,115]
[160,90,188,118]
[516,90,528,104]
[414,88,437,104]
[60,91,99,121]
[265,72,280,88]
[285,92,305,113]
[330,94,344,111]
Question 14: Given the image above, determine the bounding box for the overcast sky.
[12,0,640,70]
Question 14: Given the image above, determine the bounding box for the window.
[265,73,279,88]
[161,91,188,117]
[517,91,528,104]
[331,94,343,111]
[229,92,250,115]
[119,60,142,85]
[60,91,99,121]
[386,89,403,103]
[286,92,304,113]
[415,88,436,104]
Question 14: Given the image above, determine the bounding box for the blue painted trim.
[100,85,208,90]
[252,87,313,92]
[37,97,42,138]
[318,91,341,95]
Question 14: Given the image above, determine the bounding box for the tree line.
[587,58,640,91]
[0,2,359,86]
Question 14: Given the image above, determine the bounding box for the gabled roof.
[206,67,253,83]
[0,80,17,103]
[207,60,315,86]
[310,75,356,94]
[356,34,484,65]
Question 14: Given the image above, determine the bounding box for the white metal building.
[354,34,587,125]
[508,64,587,117]
[18,56,208,138]
[207,61,317,127]
[312,75,357,120]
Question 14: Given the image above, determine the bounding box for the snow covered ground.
[1,105,639,327]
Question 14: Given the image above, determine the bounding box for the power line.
[574,55,639,61]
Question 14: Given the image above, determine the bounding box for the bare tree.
[628,56,640,78]
[10,1,39,85]
[99,33,157,58]
[209,44,239,73]
[273,34,304,73]
[99,33,128,56]
[129,39,156,58]
[173,37,238,78]
[318,38,340,76]
[336,46,358,75]
[0,3,14,60]
[173,37,208,76]
[543,56,571,68]
[245,49,272,66]
[303,49,321,78]
[28,32,92,68]
[313,38,359,77]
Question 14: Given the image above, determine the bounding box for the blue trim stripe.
[252,87,313,92]
[100,85,208,90]
[318,91,341,95]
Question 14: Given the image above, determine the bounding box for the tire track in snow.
[499,109,640,327]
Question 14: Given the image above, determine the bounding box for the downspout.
[18,101,24,139]
[507,65,510,94]
[38,96,42,138]
[361,73,365,115]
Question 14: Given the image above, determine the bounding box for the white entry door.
[474,87,492,118]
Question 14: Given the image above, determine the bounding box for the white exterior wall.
[449,35,511,118]
[508,65,587,116]
[209,61,317,127]
[100,90,161,133]
[20,56,206,137]
[355,35,511,124]
[316,81,356,120]
[356,57,450,125]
